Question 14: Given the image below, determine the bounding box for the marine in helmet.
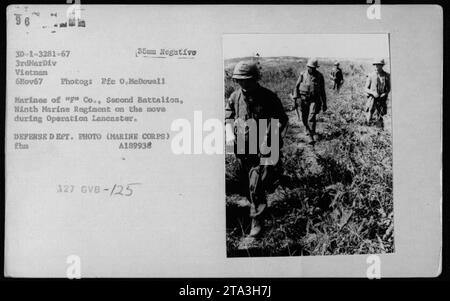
[225,60,288,238]
[292,58,327,144]
[364,58,391,128]
[330,61,344,93]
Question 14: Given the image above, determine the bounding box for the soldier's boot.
[305,121,316,144]
[302,125,314,144]
[376,116,384,129]
[249,217,263,237]
[249,203,266,237]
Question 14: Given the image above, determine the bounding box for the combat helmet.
[373,58,385,65]
[307,58,319,68]
[232,61,260,80]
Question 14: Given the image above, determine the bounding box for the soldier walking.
[330,61,344,93]
[364,59,391,128]
[293,58,327,144]
[225,61,288,238]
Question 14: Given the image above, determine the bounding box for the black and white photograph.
[224,34,394,257]
[3,4,442,279]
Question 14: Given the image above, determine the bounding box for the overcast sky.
[223,34,389,60]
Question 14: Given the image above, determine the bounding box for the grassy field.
[225,57,394,257]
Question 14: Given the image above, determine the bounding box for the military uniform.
[365,69,391,125]
[331,66,343,92]
[293,63,327,141]
[226,82,288,236]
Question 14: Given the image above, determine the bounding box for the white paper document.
[5,5,442,278]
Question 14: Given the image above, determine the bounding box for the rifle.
[289,92,301,120]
